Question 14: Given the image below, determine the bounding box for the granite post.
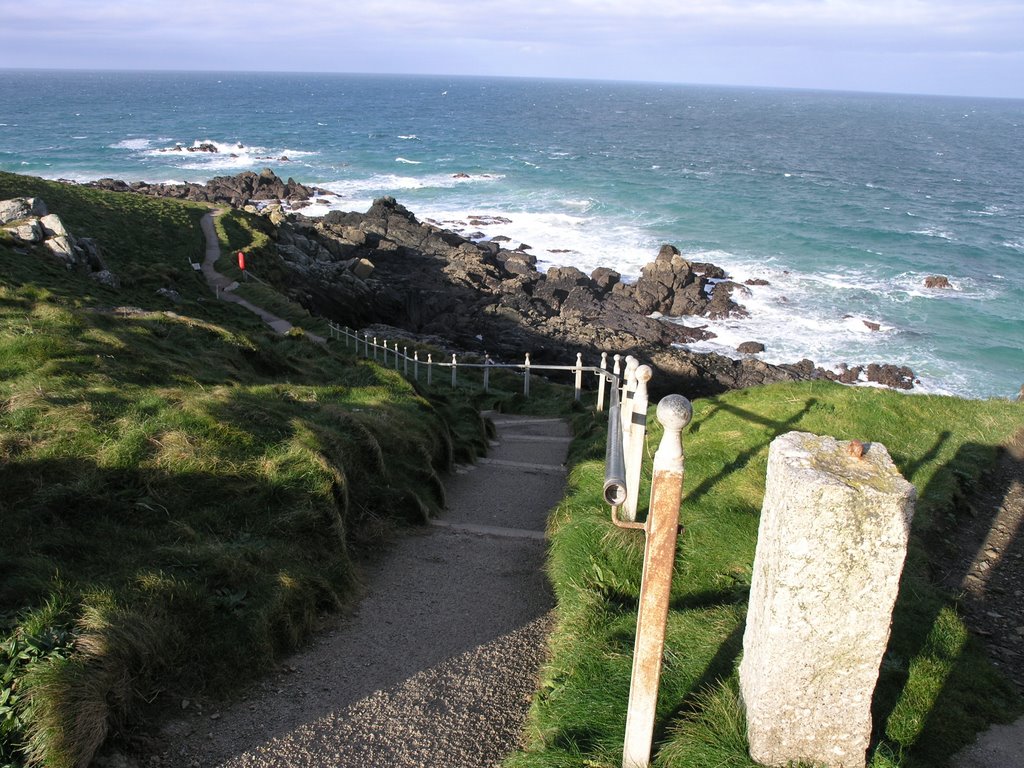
[740,431,916,768]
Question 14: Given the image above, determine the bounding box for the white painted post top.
[653,394,692,472]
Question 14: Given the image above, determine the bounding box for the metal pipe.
[603,389,628,506]
[623,365,652,522]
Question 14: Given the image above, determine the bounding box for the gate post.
[621,395,692,768]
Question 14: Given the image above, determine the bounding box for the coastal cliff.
[85,171,916,397]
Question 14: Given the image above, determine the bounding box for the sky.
[1,0,1023,98]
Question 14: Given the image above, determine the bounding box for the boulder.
[39,213,69,238]
[591,267,620,294]
[924,275,951,289]
[738,341,766,354]
[0,197,47,224]
[10,219,45,243]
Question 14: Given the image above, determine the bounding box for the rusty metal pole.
[621,394,693,768]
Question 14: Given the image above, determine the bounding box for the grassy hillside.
[509,381,1024,768]
[0,172,488,767]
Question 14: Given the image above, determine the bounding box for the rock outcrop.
[54,170,918,397]
[86,169,329,209]
[251,195,913,396]
[1,197,116,286]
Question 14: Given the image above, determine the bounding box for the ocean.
[1,70,1022,399]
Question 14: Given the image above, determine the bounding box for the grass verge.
[0,173,487,767]
[508,381,1024,768]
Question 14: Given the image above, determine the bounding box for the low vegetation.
[508,381,1024,768]
[3,171,1022,768]
[0,172,487,767]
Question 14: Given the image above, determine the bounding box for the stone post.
[740,432,916,768]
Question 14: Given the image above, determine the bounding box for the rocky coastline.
[85,170,916,397]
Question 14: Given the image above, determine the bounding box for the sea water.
[1,70,1022,399]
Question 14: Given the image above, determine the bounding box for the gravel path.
[147,414,569,768]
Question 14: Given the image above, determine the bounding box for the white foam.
[395,157,422,164]
[111,138,153,150]
[398,135,419,140]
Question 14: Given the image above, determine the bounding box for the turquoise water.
[2,70,1022,398]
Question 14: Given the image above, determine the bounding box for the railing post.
[414,350,420,381]
[403,346,409,375]
[483,353,491,393]
[597,351,609,413]
[363,332,369,358]
[623,365,652,522]
[383,339,389,366]
[394,343,400,371]
[621,394,693,768]
[574,352,584,402]
[451,353,458,389]
[427,353,433,386]
[621,356,639,439]
[373,337,379,362]
[523,353,531,398]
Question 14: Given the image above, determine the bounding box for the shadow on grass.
[870,436,1023,767]
[684,397,818,506]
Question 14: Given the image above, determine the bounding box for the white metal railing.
[329,322,620,407]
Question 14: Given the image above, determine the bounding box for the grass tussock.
[0,172,488,767]
[510,381,1024,768]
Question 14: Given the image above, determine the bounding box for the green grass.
[0,173,488,767]
[508,381,1024,768]
[6,170,1022,768]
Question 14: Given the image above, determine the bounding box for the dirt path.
[144,414,570,767]
[199,211,324,342]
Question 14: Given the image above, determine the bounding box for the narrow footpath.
[199,211,324,342]
[151,414,571,768]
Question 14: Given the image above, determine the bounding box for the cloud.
[1,0,1022,95]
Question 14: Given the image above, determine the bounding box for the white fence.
[329,322,619,408]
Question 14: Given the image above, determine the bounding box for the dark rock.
[591,267,620,294]
[925,275,951,289]
[863,320,881,331]
[737,341,766,354]
[745,278,771,286]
